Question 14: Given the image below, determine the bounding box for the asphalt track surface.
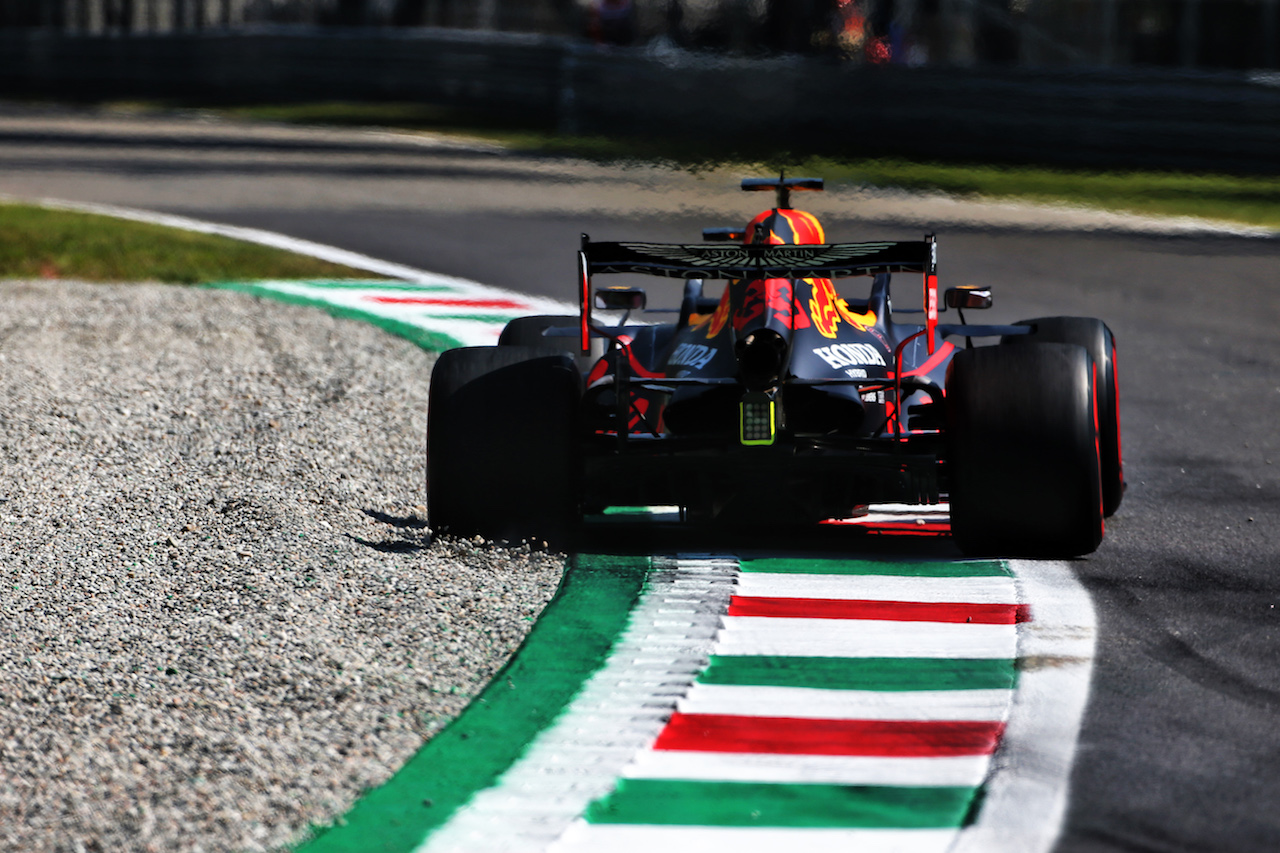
[3,108,1280,852]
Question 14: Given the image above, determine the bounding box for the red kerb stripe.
[365,296,528,309]
[654,713,1005,757]
[728,596,1031,625]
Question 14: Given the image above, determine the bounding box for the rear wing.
[581,239,930,280]
[576,234,940,354]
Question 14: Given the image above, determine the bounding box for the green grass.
[799,156,1280,229]
[203,100,1280,230]
[0,202,376,283]
[219,100,553,146]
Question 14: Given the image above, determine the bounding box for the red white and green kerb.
[213,278,569,351]
[418,554,1093,853]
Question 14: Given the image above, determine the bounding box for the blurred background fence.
[2,0,1278,71]
[1,1,1278,172]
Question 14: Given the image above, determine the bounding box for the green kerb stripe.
[294,554,651,853]
[428,313,519,324]
[739,557,1009,577]
[208,283,464,353]
[700,656,1019,691]
[586,779,979,829]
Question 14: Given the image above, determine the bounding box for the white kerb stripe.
[735,573,1018,604]
[551,823,960,853]
[716,617,1018,659]
[621,750,993,787]
[950,559,1099,853]
[676,684,1014,721]
[418,556,738,853]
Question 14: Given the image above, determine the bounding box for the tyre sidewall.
[428,346,582,546]
[947,342,1104,557]
[1004,316,1124,516]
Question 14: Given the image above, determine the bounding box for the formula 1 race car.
[427,177,1123,557]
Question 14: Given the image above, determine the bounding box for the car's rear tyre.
[1004,316,1124,516]
[497,315,578,350]
[427,346,582,547]
[946,342,1104,558]
[499,314,607,369]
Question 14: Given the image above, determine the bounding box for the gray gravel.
[0,281,565,853]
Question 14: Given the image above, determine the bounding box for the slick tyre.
[946,342,1104,558]
[1004,316,1124,516]
[498,314,605,370]
[497,315,580,350]
[427,346,582,548]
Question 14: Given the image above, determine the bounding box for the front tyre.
[427,346,582,548]
[946,342,1104,558]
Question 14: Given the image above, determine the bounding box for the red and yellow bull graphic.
[706,275,878,341]
[809,277,877,338]
[745,208,826,246]
[702,207,878,341]
[733,278,811,332]
[705,289,731,339]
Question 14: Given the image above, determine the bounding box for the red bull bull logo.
[746,208,827,246]
[733,279,811,332]
[809,278,877,339]
[705,288,732,339]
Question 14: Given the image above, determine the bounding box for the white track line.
[0,194,574,314]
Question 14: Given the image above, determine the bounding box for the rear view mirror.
[702,227,746,242]
[595,286,647,311]
[944,286,993,310]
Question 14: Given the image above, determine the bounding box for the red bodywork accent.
[588,336,664,436]
[586,357,609,387]
[615,336,663,380]
[899,340,955,380]
[888,329,928,440]
[654,714,1006,757]
[924,273,938,355]
[578,250,591,355]
[820,518,952,536]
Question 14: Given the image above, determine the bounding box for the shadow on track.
[575,517,968,562]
